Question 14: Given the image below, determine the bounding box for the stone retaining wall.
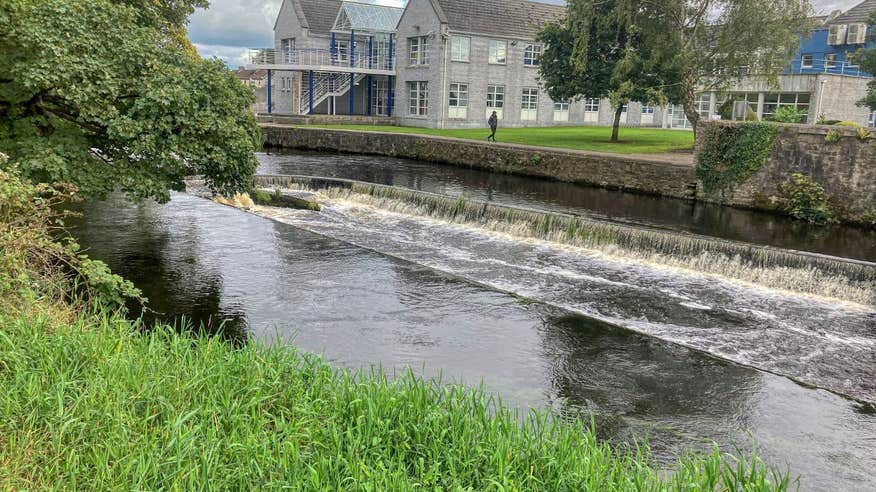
[696,121,876,224]
[262,125,698,199]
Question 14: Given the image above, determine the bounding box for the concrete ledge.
[261,125,698,200]
[257,115,399,126]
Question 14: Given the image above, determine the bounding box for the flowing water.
[68,152,876,491]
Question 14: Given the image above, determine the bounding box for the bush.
[856,127,873,142]
[824,130,843,144]
[770,107,806,123]
[0,159,142,315]
[696,122,779,195]
[252,190,273,204]
[778,173,834,224]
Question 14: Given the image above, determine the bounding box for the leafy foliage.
[824,130,842,144]
[0,0,261,202]
[778,173,834,224]
[696,122,779,194]
[857,127,873,142]
[538,0,679,142]
[770,106,806,124]
[0,161,142,315]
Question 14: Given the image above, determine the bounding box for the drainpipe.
[440,30,449,129]
[815,78,827,123]
[267,69,272,114]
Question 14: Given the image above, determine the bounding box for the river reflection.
[69,193,876,491]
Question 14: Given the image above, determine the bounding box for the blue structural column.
[387,75,394,117]
[267,69,272,114]
[350,30,355,68]
[367,75,373,116]
[388,33,394,71]
[308,70,314,115]
[330,33,337,64]
[349,73,355,115]
[368,36,373,69]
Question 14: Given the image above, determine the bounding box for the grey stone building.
[251,0,875,129]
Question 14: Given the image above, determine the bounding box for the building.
[250,0,875,129]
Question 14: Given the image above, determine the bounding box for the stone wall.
[262,125,698,198]
[696,121,876,223]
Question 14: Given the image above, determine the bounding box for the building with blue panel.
[788,1,875,77]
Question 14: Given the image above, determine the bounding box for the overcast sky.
[189,0,863,68]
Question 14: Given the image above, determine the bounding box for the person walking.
[487,111,498,142]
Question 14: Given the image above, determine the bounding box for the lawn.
[302,124,695,154]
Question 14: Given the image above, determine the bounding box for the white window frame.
[488,40,507,65]
[847,23,867,44]
[521,87,539,121]
[408,36,430,66]
[408,81,429,116]
[801,54,814,69]
[486,84,505,120]
[828,24,847,46]
[553,100,570,122]
[448,82,469,119]
[762,92,810,121]
[451,36,470,62]
[335,41,350,62]
[372,78,389,116]
[869,111,876,128]
[825,53,837,69]
[524,44,542,67]
[281,38,295,63]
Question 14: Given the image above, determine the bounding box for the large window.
[870,111,876,128]
[521,88,539,121]
[408,81,429,116]
[553,99,570,122]
[451,36,470,62]
[488,40,507,64]
[584,98,600,113]
[763,93,810,122]
[408,36,430,66]
[281,38,295,63]
[336,41,350,62]
[524,44,542,66]
[801,54,814,69]
[487,84,505,120]
[372,78,389,116]
[448,83,469,119]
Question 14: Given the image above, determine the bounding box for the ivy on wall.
[696,122,780,195]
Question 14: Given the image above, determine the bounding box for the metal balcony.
[247,48,396,76]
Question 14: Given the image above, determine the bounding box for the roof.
[433,0,566,39]
[235,69,268,80]
[333,1,403,33]
[297,0,343,35]
[830,0,876,25]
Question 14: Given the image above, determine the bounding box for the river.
[69,151,876,491]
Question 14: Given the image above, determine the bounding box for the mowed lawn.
[303,124,695,154]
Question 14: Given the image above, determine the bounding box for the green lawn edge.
[0,309,793,490]
[294,125,695,154]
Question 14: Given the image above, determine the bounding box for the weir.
[253,174,876,306]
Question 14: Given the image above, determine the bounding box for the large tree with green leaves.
[0,0,261,202]
[855,12,876,111]
[538,0,680,142]
[663,0,813,130]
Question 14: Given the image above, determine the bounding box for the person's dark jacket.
[488,114,498,130]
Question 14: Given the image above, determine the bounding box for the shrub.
[856,127,873,142]
[778,173,834,224]
[824,130,843,143]
[252,190,273,204]
[696,122,779,195]
[770,106,806,123]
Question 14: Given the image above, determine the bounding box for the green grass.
[301,125,695,154]
[0,309,794,490]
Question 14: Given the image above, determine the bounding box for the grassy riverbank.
[299,124,695,154]
[0,310,793,490]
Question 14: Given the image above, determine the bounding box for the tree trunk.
[611,105,623,142]
[681,78,701,139]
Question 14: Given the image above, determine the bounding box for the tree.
[0,0,260,203]
[854,12,876,111]
[538,0,680,142]
[662,0,813,131]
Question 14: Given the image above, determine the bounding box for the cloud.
[188,0,867,68]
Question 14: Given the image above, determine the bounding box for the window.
[524,44,542,66]
[641,105,655,115]
[870,111,876,128]
[487,84,505,119]
[825,53,837,69]
[762,92,810,122]
[521,88,539,121]
[451,36,470,62]
[847,23,867,44]
[408,81,429,116]
[828,25,847,45]
[584,98,600,113]
[408,36,430,66]
[801,54,814,69]
[372,78,389,116]
[488,40,507,64]
[553,99,570,122]
[281,38,295,63]
[448,83,469,119]
[336,41,350,62]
